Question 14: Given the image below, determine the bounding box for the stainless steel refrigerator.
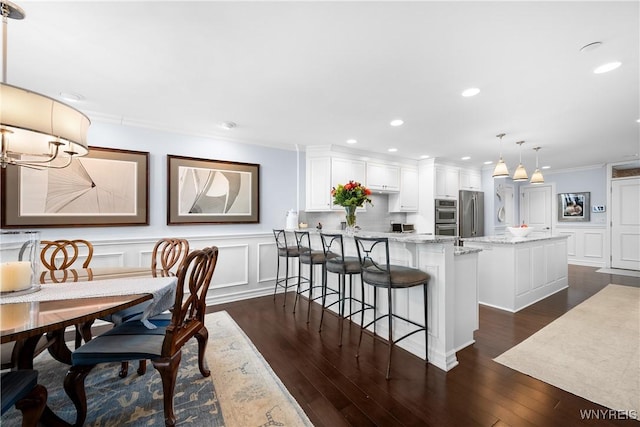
[459,190,484,238]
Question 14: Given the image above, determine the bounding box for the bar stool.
[319,232,374,345]
[293,230,333,323]
[273,229,301,308]
[354,236,430,379]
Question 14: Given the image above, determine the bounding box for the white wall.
[1,122,304,303]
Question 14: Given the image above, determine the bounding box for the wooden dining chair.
[40,239,94,271]
[64,246,219,427]
[116,238,190,377]
[40,239,95,349]
[1,370,47,427]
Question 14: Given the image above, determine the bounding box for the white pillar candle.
[0,303,32,331]
[0,261,33,292]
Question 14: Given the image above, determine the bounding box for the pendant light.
[492,133,509,178]
[530,146,544,184]
[0,1,90,169]
[512,141,528,181]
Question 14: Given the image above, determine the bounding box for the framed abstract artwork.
[167,155,260,225]
[558,192,590,222]
[1,146,149,228]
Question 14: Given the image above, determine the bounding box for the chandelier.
[1,1,90,169]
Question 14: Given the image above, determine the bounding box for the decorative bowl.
[507,226,532,237]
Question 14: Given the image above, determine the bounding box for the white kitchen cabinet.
[306,156,332,211]
[459,169,482,191]
[331,158,366,189]
[366,162,400,192]
[435,165,459,199]
[389,167,418,212]
[331,157,366,211]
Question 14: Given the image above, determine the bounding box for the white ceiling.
[5,1,640,172]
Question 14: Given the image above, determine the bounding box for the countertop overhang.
[461,234,570,245]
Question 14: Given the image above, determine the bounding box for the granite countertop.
[454,246,482,256]
[461,233,569,245]
[293,228,457,244]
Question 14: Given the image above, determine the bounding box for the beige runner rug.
[495,284,640,414]
[207,310,314,426]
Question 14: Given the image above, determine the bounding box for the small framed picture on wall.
[558,192,590,222]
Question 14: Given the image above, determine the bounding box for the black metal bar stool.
[319,232,374,345]
[293,230,332,323]
[272,229,302,308]
[354,236,430,379]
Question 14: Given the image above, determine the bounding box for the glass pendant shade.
[512,140,527,181]
[530,168,544,184]
[529,146,544,184]
[513,163,528,181]
[492,157,509,177]
[492,133,509,178]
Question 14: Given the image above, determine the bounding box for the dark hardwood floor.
[211,265,639,426]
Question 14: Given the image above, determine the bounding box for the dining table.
[0,266,178,427]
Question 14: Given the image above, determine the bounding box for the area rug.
[596,268,640,278]
[494,284,640,414]
[0,311,312,426]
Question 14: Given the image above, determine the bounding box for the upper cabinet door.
[331,158,366,189]
[331,158,366,211]
[366,162,400,192]
[389,167,418,212]
[460,169,482,191]
[435,165,459,199]
[306,156,332,211]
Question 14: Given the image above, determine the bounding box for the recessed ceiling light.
[579,41,602,53]
[484,160,493,165]
[219,121,237,130]
[636,118,640,123]
[461,88,480,97]
[542,165,551,170]
[59,92,84,102]
[594,62,621,74]
[346,139,357,144]
[420,155,430,159]
[390,119,404,127]
[388,148,398,152]
[461,156,471,160]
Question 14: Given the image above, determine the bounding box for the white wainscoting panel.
[556,226,607,267]
[257,242,277,284]
[210,244,249,289]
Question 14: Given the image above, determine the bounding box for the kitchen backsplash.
[300,194,407,232]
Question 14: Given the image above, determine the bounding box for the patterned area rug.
[1,311,312,426]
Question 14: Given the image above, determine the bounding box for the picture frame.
[167,155,260,225]
[558,192,590,222]
[1,146,149,228]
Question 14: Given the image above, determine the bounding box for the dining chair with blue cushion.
[1,370,47,427]
[63,246,219,427]
[113,237,190,377]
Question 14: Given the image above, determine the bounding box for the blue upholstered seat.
[64,247,219,427]
[1,370,47,427]
[1,370,38,415]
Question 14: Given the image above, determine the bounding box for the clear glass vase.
[344,205,357,235]
[0,230,41,292]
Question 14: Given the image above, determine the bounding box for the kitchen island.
[302,230,480,372]
[461,234,569,312]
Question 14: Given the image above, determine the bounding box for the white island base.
[462,234,569,312]
[299,231,480,372]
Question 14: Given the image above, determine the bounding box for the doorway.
[519,184,553,232]
[610,177,640,270]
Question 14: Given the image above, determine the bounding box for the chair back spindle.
[40,239,94,271]
[151,238,190,276]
